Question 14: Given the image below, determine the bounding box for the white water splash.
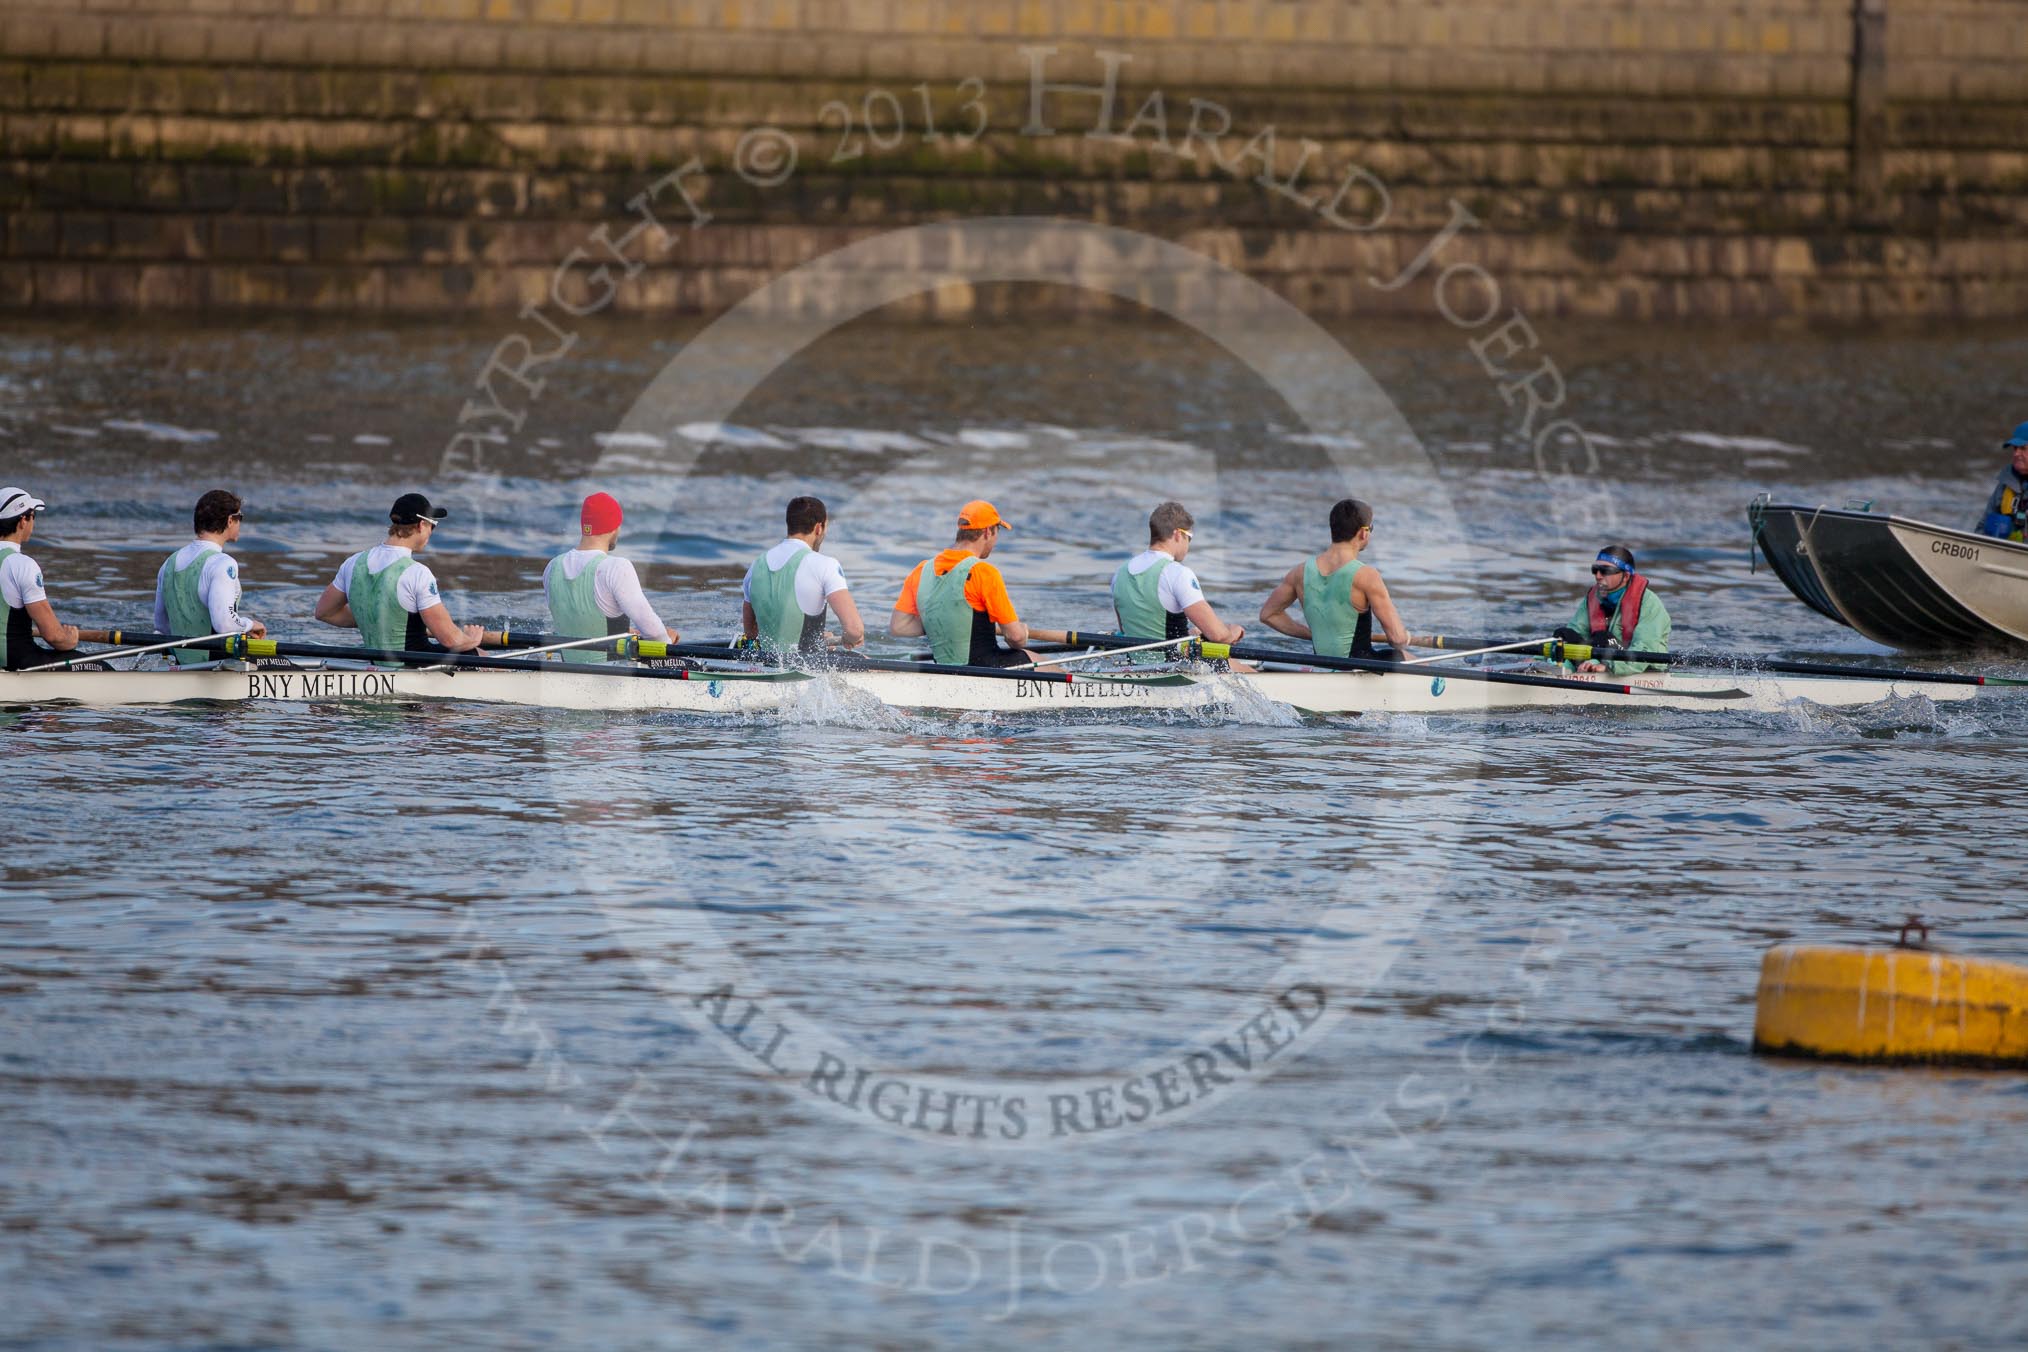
[1193,672,1304,727]
[770,673,916,731]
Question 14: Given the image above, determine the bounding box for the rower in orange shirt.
[890,500,1063,668]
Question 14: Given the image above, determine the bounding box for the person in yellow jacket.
[1975,421,2028,541]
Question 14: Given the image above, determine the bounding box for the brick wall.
[3,0,2027,317]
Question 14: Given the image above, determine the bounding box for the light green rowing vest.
[0,541,25,670]
[349,551,416,662]
[157,543,220,665]
[749,542,819,651]
[545,551,618,664]
[1112,555,1179,640]
[916,554,982,666]
[1302,556,1365,658]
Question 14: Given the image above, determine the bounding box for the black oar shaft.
[1055,631,1640,697]
[95,632,1080,687]
[105,632,714,680]
[1416,635,1986,688]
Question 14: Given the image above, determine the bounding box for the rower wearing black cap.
[1557,544,1670,675]
[314,493,488,660]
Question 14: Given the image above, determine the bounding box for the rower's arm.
[889,606,925,639]
[1258,567,1309,640]
[827,589,865,648]
[740,601,759,642]
[24,598,78,651]
[314,583,355,628]
[1182,599,1243,645]
[419,602,482,652]
[998,619,1031,648]
[1357,570,1413,651]
[608,559,674,643]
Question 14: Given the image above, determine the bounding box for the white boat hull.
[0,663,1977,716]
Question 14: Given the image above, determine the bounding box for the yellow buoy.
[1754,944,2028,1067]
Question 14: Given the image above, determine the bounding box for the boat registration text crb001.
[1011,678,1157,700]
[249,671,399,700]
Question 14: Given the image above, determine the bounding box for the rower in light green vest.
[914,553,987,665]
[1111,500,1246,645]
[152,489,263,664]
[890,499,1063,668]
[742,495,864,655]
[157,546,219,665]
[314,492,489,665]
[544,492,675,664]
[1259,497,1416,659]
[347,552,420,652]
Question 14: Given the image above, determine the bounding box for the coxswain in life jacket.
[1584,545,1650,648]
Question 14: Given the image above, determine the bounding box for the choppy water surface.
[4,315,2028,1350]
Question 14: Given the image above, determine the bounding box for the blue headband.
[1594,552,1632,571]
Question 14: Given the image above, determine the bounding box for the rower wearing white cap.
[314,492,487,657]
[0,486,80,671]
[154,488,265,665]
[543,491,676,664]
[741,495,864,654]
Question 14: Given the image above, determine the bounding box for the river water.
[4,314,2027,1350]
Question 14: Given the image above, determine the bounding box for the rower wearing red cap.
[544,492,676,663]
[891,500,1061,668]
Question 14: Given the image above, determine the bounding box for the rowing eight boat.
[0,662,1976,716]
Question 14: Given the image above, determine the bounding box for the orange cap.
[957,499,1011,531]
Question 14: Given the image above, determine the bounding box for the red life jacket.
[1586,573,1649,649]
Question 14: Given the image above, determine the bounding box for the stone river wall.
[3,0,2027,318]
